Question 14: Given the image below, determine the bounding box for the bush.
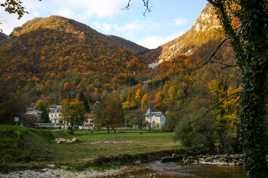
[175,108,216,153]
[162,111,177,132]
[174,106,243,154]
[0,125,53,164]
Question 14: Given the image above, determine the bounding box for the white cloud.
[0,0,127,34]
[138,36,170,49]
[92,21,159,36]
[56,9,74,19]
[138,32,183,49]
[174,17,188,26]
[93,22,139,34]
[93,23,114,32]
[48,0,126,18]
[0,12,36,34]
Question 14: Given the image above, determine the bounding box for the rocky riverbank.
[0,160,248,178]
[0,153,254,178]
[161,154,245,166]
[0,166,146,178]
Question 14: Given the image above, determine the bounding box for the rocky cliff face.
[141,4,230,66]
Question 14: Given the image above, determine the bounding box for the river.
[102,161,248,178]
[0,162,248,178]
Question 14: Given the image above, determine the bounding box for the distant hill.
[108,35,148,54]
[0,16,147,93]
[0,32,7,42]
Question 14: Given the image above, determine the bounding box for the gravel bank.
[0,167,132,178]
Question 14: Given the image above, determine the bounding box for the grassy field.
[0,126,180,170]
[52,130,179,164]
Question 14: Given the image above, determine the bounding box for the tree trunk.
[68,125,74,135]
[112,128,117,133]
[206,0,268,177]
[217,124,226,153]
[241,69,267,178]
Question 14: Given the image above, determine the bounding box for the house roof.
[145,108,165,117]
[25,107,42,115]
[49,105,62,113]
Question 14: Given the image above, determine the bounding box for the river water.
[103,161,248,178]
[0,161,248,178]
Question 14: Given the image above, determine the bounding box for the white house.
[79,113,95,130]
[145,108,166,129]
[48,105,62,125]
[24,107,43,122]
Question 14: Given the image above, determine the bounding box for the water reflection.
[102,161,248,178]
[145,161,248,178]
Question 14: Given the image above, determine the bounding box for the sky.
[0,0,207,49]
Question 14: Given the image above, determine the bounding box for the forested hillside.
[0,16,149,103]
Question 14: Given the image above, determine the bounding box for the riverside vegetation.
[0,125,249,178]
[0,125,179,172]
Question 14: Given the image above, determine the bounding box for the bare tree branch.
[211,55,238,69]
[207,0,221,7]
[208,0,245,69]
[210,59,238,69]
[181,38,229,74]
[203,38,228,66]
[126,0,152,15]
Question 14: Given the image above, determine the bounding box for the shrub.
[175,108,216,153]
[0,125,53,164]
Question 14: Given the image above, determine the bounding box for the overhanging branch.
[208,0,245,69]
[126,0,151,15]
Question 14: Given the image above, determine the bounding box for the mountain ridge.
[0,15,148,93]
[10,15,148,55]
[140,4,229,65]
[108,35,148,54]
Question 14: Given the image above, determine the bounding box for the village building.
[84,113,95,128]
[48,105,95,129]
[79,113,95,130]
[145,108,166,129]
[23,107,43,126]
[48,105,63,125]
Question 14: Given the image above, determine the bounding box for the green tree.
[162,111,177,132]
[35,99,49,123]
[61,99,85,134]
[140,93,149,112]
[208,79,240,153]
[175,108,216,153]
[93,93,124,133]
[0,77,29,123]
